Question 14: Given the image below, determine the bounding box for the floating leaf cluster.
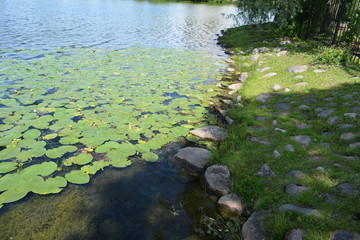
[0,47,222,207]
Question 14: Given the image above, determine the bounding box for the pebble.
[286,183,309,196]
[349,142,360,148]
[250,136,271,145]
[279,204,321,216]
[294,75,304,78]
[262,72,277,78]
[256,116,268,121]
[316,166,326,172]
[326,116,341,124]
[274,103,290,110]
[294,82,308,87]
[339,123,353,129]
[284,88,291,92]
[286,65,309,73]
[344,113,357,118]
[273,150,281,158]
[317,109,335,118]
[314,69,326,73]
[291,135,312,147]
[272,84,283,91]
[288,170,304,179]
[340,132,357,140]
[276,51,288,56]
[295,123,310,129]
[298,104,311,110]
[275,128,287,133]
[258,67,271,72]
[256,163,276,177]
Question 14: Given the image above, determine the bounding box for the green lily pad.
[65,153,93,166]
[0,146,21,160]
[0,162,18,174]
[0,189,29,204]
[142,152,159,162]
[65,170,90,184]
[23,129,41,139]
[32,176,67,195]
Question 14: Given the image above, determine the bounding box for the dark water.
[0,0,238,239]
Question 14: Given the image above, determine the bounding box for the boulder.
[190,126,225,141]
[174,147,211,173]
[205,165,231,196]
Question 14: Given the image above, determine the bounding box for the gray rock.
[351,106,360,112]
[250,53,260,61]
[239,72,249,82]
[330,230,360,240]
[294,75,304,78]
[315,107,324,112]
[242,62,251,67]
[217,193,244,216]
[295,123,310,129]
[253,47,270,54]
[276,51,288,56]
[340,132,357,140]
[314,69,326,73]
[286,228,305,240]
[288,170,304,179]
[205,165,231,196]
[272,120,279,125]
[174,147,211,173]
[256,93,272,103]
[207,88,214,92]
[322,193,336,202]
[280,40,291,45]
[285,144,295,152]
[294,82,308,87]
[316,166,326,172]
[226,67,235,72]
[221,99,232,105]
[334,154,356,160]
[334,163,344,168]
[324,97,334,101]
[342,102,352,106]
[225,116,235,125]
[249,126,266,131]
[228,83,243,91]
[279,204,321,216]
[190,126,226,141]
[298,104,311,110]
[326,102,337,107]
[256,116,268,121]
[259,105,267,109]
[236,96,242,102]
[342,94,354,99]
[291,135,311,147]
[286,65,309,73]
[273,47,282,52]
[250,137,271,146]
[284,88,291,92]
[344,113,357,118]
[256,163,276,177]
[286,183,309,196]
[338,183,358,194]
[321,142,332,147]
[274,150,281,158]
[274,103,290,111]
[272,84,283,91]
[258,67,271,72]
[242,211,266,240]
[317,109,335,118]
[262,72,277,78]
[308,156,322,161]
[302,98,318,104]
[339,123,354,129]
[349,142,360,148]
[275,128,287,133]
[326,116,341,124]
[225,58,235,64]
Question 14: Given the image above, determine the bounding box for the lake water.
[0,0,238,239]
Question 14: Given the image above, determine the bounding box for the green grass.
[214,24,360,239]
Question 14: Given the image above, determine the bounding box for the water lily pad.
[142,152,159,162]
[0,146,21,160]
[0,162,18,174]
[65,170,90,184]
[23,129,41,139]
[0,189,28,204]
[67,153,93,166]
[32,176,67,195]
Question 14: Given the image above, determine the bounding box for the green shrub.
[314,46,350,65]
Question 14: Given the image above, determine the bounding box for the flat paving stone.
[339,123,354,129]
[274,103,290,111]
[326,116,341,124]
[298,104,311,110]
[314,69,326,73]
[344,113,357,118]
[256,116,268,121]
[288,170,304,179]
[294,75,304,78]
[286,183,309,196]
[249,126,267,131]
[330,230,360,240]
[258,67,271,72]
[349,142,360,148]
[338,183,358,194]
[317,109,335,118]
[286,228,305,240]
[286,65,309,73]
[351,106,360,112]
[272,84,283,90]
[295,82,309,87]
[250,137,271,145]
[228,83,243,91]
[302,98,318,104]
[340,132,357,140]
[256,93,272,103]
[295,123,311,129]
[190,126,226,141]
[262,72,277,78]
[316,166,326,172]
[285,144,295,152]
[279,204,321,216]
[334,154,356,161]
[291,135,312,147]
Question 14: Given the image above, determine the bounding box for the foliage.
[342,8,360,44]
[314,46,352,65]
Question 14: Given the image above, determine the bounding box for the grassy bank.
[213,24,360,239]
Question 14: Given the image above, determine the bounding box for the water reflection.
[0,0,238,55]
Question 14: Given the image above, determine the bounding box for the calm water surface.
[0,0,239,239]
